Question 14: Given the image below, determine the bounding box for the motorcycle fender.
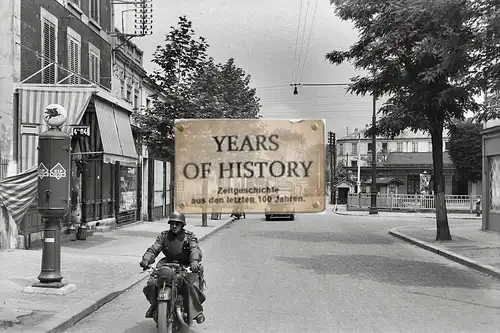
[158,287,172,301]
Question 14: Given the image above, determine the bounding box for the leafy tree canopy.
[448,122,482,182]
[326,0,487,240]
[134,16,261,160]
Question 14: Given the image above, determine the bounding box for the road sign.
[174,119,326,214]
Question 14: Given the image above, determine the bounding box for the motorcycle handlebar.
[141,264,193,274]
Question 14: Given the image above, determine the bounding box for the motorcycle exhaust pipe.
[175,306,187,326]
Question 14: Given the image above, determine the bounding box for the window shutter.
[89,55,93,82]
[68,37,80,84]
[90,0,99,22]
[42,19,56,84]
[75,41,80,83]
[89,52,99,84]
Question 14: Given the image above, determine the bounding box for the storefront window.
[119,165,137,211]
[489,155,500,213]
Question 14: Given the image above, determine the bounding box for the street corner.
[332,210,364,216]
[197,216,237,242]
[388,227,436,249]
[388,227,500,281]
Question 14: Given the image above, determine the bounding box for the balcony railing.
[347,193,481,213]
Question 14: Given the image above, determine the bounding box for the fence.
[347,193,481,213]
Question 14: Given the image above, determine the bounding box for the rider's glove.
[190,261,200,272]
[139,259,149,269]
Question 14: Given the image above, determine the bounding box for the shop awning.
[93,95,138,167]
[16,83,98,171]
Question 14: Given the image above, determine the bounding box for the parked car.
[264,190,295,221]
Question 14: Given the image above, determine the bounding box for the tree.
[134,16,261,160]
[361,148,389,166]
[190,58,261,119]
[448,122,482,182]
[473,0,500,116]
[326,0,482,241]
[333,162,348,184]
[134,16,210,160]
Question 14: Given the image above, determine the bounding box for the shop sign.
[174,119,326,214]
[71,125,91,137]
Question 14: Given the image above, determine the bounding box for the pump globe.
[44,104,68,128]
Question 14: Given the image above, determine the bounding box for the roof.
[338,128,368,141]
[362,177,404,185]
[335,179,356,187]
[384,152,453,166]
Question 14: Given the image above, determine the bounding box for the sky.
[121,0,473,140]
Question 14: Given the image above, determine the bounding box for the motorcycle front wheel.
[157,302,173,333]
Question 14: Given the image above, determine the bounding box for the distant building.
[336,126,451,168]
[335,126,465,197]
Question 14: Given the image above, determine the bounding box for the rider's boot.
[195,313,205,324]
[145,305,156,318]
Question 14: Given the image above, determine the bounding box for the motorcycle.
[143,262,193,333]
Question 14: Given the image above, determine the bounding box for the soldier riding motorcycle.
[140,212,206,328]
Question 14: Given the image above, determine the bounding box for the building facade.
[109,32,145,225]
[0,0,145,248]
[336,127,461,198]
[336,126,451,168]
[481,116,500,232]
[139,78,174,221]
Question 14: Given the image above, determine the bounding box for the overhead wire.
[291,0,304,83]
[295,0,311,83]
[254,85,291,89]
[297,0,319,83]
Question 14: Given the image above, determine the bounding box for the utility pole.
[333,132,337,205]
[369,94,378,214]
[328,131,336,205]
[357,132,361,193]
[290,82,374,209]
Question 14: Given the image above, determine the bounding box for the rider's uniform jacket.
[142,229,202,266]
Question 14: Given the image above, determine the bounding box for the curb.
[27,218,236,333]
[389,228,500,280]
[334,210,480,220]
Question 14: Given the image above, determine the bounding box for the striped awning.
[94,96,138,167]
[17,84,98,172]
[0,166,38,224]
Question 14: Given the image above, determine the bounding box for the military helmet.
[168,211,186,226]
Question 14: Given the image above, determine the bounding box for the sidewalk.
[0,215,235,333]
[389,220,500,280]
[332,205,481,220]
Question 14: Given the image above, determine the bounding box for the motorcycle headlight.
[156,267,174,286]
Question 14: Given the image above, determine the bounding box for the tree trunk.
[430,125,452,241]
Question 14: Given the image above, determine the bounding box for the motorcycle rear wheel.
[157,302,172,333]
